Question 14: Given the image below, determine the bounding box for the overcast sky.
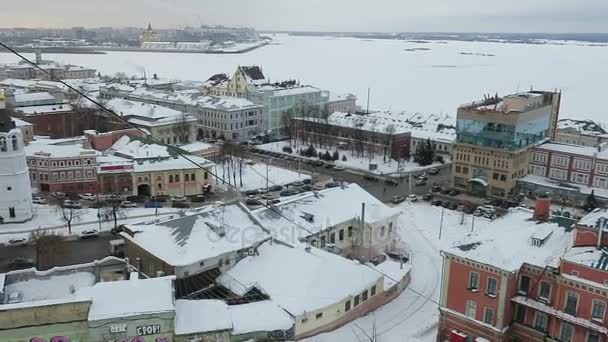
[2,0,608,32]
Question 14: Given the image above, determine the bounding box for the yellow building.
[139,23,161,46]
[132,155,214,197]
[451,91,561,198]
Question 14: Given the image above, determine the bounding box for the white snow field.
[0,34,606,121]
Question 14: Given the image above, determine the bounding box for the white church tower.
[0,90,33,223]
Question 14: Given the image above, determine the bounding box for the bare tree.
[54,202,84,235]
[101,195,127,230]
[29,229,66,271]
[172,113,193,144]
[384,124,396,164]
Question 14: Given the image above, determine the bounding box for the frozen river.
[1,34,607,122]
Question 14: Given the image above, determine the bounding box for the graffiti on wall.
[28,337,170,342]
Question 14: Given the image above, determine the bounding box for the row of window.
[302,284,379,325]
[454,165,470,175]
[27,158,94,168]
[31,170,95,182]
[465,300,494,325]
[468,271,498,297]
[516,307,601,342]
[0,135,20,152]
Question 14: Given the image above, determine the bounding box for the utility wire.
[0,41,440,307]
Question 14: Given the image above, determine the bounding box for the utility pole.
[471,215,475,233]
[366,88,371,114]
[96,192,101,230]
[438,208,445,239]
[266,158,270,191]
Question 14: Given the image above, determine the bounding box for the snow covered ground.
[304,201,513,342]
[0,34,605,121]
[257,140,444,175]
[0,204,182,244]
[214,160,310,191]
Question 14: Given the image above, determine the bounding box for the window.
[551,155,569,167]
[539,281,551,301]
[455,165,462,173]
[465,300,477,319]
[330,232,335,244]
[468,272,479,291]
[348,226,353,237]
[175,174,180,182]
[549,168,568,180]
[380,226,385,236]
[560,323,574,342]
[564,291,578,315]
[362,290,368,301]
[514,304,526,323]
[185,174,189,182]
[487,277,497,297]
[388,222,393,232]
[6,186,11,191]
[11,135,18,150]
[483,307,494,325]
[204,172,208,180]
[534,312,548,332]
[519,275,530,294]
[9,207,15,218]
[191,173,196,181]
[588,332,601,342]
[371,285,376,296]
[157,183,162,190]
[339,229,344,241]
[345,300,351,312]
[354,295,360,307]
[592,300,606,321]
[0,136,6,152]
[493,172,499,180]
[169,175,174,183]
[500,174,507,181]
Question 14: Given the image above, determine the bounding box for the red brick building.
[25,142,98,194]
[438,208,608,342]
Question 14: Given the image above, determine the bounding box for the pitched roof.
[239,66,265,81]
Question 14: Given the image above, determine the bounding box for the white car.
[80,229,100,239]
[408,194,418,202]
[120,200,137,208]
[78,193,96,201]
[171,196,188,203]
[333,166,345,171]
[32,196,46,204]
[7,237,28,247]
[63,200,82,209]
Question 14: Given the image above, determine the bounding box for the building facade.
[451,91,561,198]
[556,119,608,148]
[25,144,98,194]
[325,93,357,114]
[0,104,34,223]
[131,157,213,197]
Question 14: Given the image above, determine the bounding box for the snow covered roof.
[535,142,606,158]
[518,174,608,200]
[218,242,381,316]
[129,88,262,112]
[14,92,57,104]
[445,208,572,271]
[203,73,230,87]
[122,204,269,267]
[558,119,608,137]
[173,299,293,336]
[238,66,266,85]
[177,141,216,153]
[258,85,322,96]
[328,92,356,103]
[11,116,33,127]
[563,247,608,271]
[174,300,231,335]
[110,135,171,159]
[229,300,293,334]
[25,141,96,158]
[132,154,214,173]
[577,208,608,229]
[252,183,400,240]
[106,98,195,127]
[76,276,175,321]
[1,272,95,307]
[15,104,73,115]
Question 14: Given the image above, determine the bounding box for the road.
[0,233,115,273]
[244,150,451,202]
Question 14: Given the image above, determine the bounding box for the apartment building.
[438,207,608,342]
[556,119,608,147]
[451,91,561,198]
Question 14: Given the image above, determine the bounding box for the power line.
[0,41,440,308]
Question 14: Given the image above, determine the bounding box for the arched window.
[0,136,6,152]
[169,175,174,183]
[10,135,18,151]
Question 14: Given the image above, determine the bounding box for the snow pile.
[218,242,381,316]
[76,276,175,320]
[110,135,171,159]
[2,272,95,304]
[558,119,608,137]
[217,160,310,191]
[229,300,293,334]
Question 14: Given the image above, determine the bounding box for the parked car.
[324,163,335,169]
[80,229,100,239]
[363,174,379,182]
[299,185,313,192]
[441,201,450,208]
[431,186,441,193]
[268,185,283,192]
[144,201,163,208]
[384,178,399,186]
[313,184,325,191]
[408,194,418,202]
[333,166,345,171]
[291,181,305,187]
[325,182,340,189]
[440,188,451,195]
[422,193,433,201]
[244,159,255,165]
[418,173,428,181]
[78,193,96,201]
[302,179,312,184]
[190,195,206,203]
[266,199,281,205]
[7,237,27,247]
[120,200,137,208]
[429,167,439,175]
[448,202,458,210]
[51,192,66,199]
[171,202,190,208]
[9,257,35,270]
[473,209,483,217]
[391,195,405,204]
[415,179,427,186]
[32,196,46,204]
[171,196,188,203]
[463,206,475,214]
[312,160,324,167]
[62,200,82,209]
[244,189,259,196]
[448,190,460,197]
[126,195,145,203]
[483,212,496,219]
[431,199,443,206]
[280,190,297,197]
